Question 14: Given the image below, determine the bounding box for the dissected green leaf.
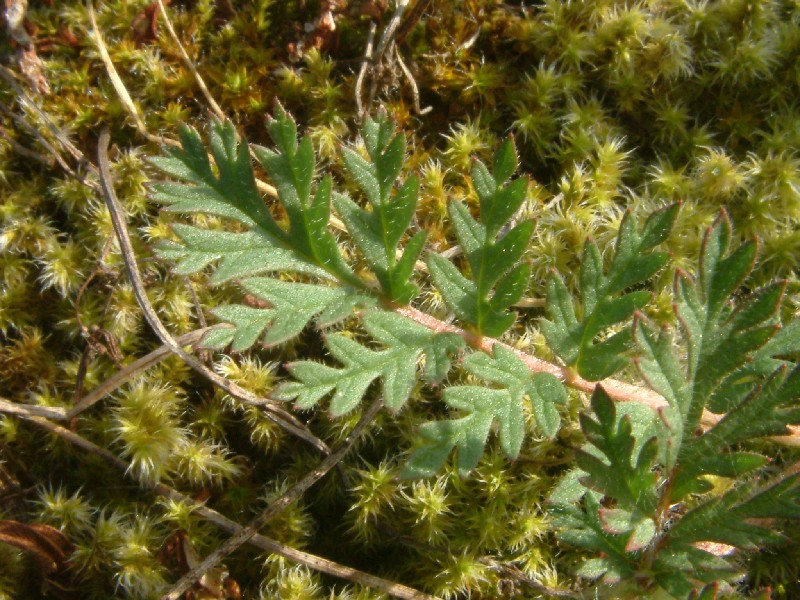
[633,211,789,478]
[673,221,783,439]
[562,209,797,587]
[341,147,380,207]
[254,108,358,285]
[633,318,689,412]
[626,516,657,552]
[598,508,656,551]
[540,273,580,363]
[687,452,768,479]
[449,197,484,258]
[276,310,463,416]
[158,225,328,283]
[413,385,524,477]
[667,475,800,549]
[150,114,375,355]
[633,319,688,466]
[575,557,616,580]
[470,160,495,211]
[335,113,425,303]
[653,548,737,599]
[466,348,566,440]
[472,140,525,237]
[700,214,755,318]
[403,345,565,477]
[198,326,237,350]
[151,113,800,599]
[363,311,465,384]
[529,372,566,437]
[708,282,793,413]
[492,136,517,185]
[680,365,800,478]
[549,494,636,582]
[333,192,387,270]
[200,279,365,351]
[638,203,681,251]
[427,253,481,323]
[575,387,659,514]
[149,121,281,235]
[391,231,427,299]
[552,211,799,593]
[279,334,417,415]
[542,205,678,380]
[482,220,534,279]
[427,140,532,336]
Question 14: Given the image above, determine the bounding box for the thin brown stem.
[0,126,53,164]
[18,415,436,600]
[0,330,206,422]
[355,21,377,117]
[393,305,800,446]
[0,398,66,420]
[153,0,226,122]
[66,328,209,419]
[394,0,432,46]
[372,0,409,65]
[96,129,330,455]
[394,45,431,115]
[87,0,178,147]
[161,397,385,600]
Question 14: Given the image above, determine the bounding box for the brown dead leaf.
[57,24,81,47]
[349,0,387,21]
[130,1,165,46]
[287,0,348,61]
[160,530,241,599]
[0,519,74,574]
[4,0,51,93]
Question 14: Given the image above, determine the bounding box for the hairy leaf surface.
[404,345,566,478]
[554,210,800,596]
[541,204,678,380]
[276,311,464,416]
[333,111,425,304]
[427,139,533,337]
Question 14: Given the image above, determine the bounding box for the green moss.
[0,0,798,597]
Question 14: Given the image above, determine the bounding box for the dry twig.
[0,329,208,421]
[355,0,431,116]
[66,328,209,419]
[161,397,387,600]
[394,305,800,446]
[17,415,437,600]
[87,0,177,147]
[153,0,226,121]
[97,129,331,455]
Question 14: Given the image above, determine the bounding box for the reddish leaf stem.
[394,305,800,446]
